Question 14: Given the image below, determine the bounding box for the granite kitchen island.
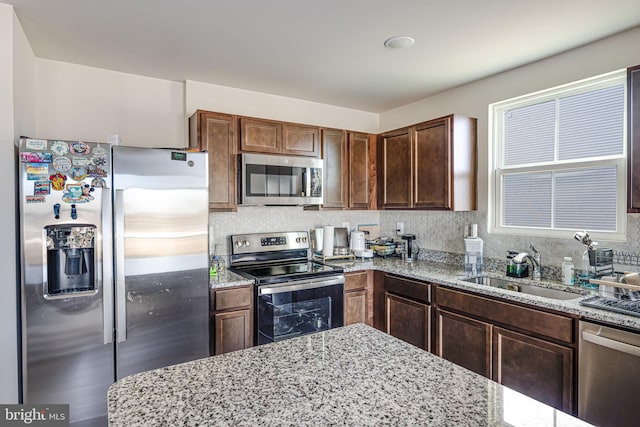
[108,323,590,426]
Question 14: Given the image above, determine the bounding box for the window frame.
[488,70,627,242]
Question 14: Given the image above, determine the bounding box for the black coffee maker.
[401,234,417,262]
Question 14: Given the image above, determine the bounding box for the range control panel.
[230,231,309,255]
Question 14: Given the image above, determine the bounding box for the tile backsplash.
[210,206,640,273]
[209,206,378,256]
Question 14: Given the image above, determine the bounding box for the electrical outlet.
[396,222,404,235]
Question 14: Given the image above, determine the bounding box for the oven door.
[256,275,344,345]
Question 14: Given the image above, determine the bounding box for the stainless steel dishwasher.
[578,320,640,427]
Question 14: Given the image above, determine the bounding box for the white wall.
[185,80,378,133]
[12,10,35,140]
[379,25,640,211]
[1,2,25,404]
[35,60,185,147]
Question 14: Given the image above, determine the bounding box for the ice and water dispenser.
[44,224,97,296]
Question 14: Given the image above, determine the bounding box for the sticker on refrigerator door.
[52,156,72,172]
[69,167,88,181]
[49,172,67,191]
[91,157,107,167]
[62,184,83,202]
[92,144,107,157]
[50,140,70,156]
[20,151,52,163]
[24,138,47,150]
[69,141,90,155]
[25,163,49,180]
[34,180,51,195]
[25,195,46,203]
[90,176,107,188]
[62,183,94,203]
[71,156,92,166]
[87,165,107,177]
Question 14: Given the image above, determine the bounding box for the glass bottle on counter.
[210,255,219,278]
[561,257,574,285]
[217,256,226,274]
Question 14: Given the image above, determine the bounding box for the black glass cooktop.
[231,261,342,285]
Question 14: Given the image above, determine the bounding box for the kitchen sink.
[461,276,583,300]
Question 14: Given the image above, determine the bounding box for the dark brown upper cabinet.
[240,117,282,154]
[189,110,238,212]
[348,132,376,209]
[321,129,376,210]
[627,64,640,212]
[282,123,320,157]
[379,114,477,211]
[321,128,348,208]
[240,117,319,157]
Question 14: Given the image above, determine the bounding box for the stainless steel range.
[229,231,344,345]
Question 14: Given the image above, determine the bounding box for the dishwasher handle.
[581,330,640,357]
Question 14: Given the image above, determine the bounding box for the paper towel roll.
[322,225,335,256]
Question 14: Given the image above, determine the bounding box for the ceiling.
[5,0,640,113]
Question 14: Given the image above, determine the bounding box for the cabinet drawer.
[214,286,253,311]
[435,287,574,344]
[384,274,431,303]
[345,271,369,292]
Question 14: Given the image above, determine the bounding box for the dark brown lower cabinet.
[210,285,253,355]
[344,271,372,326]
[344,290,367,325]
[386,292,431,351]
[435,309,491,377]
[493,326,573,412]
[214,310,252,355]
[434,286,576,414]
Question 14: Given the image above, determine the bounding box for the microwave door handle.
[302,168,308,197]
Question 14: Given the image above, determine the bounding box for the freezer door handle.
[114,189,127,343]
[102,190,114,344]
[581,330,640,357]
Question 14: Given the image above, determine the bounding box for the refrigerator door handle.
[114,189,127,343]
[102,190,114,344]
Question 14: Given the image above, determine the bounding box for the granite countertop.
[211,257,640,331]
[108,323,591,426]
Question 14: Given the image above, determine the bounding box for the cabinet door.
[380,128,412,209]
[385,292,430,351]
[413,118,451,209]
[283,123,320,157]
[344,270,368,292]
[493,326,574,413]
[628,65,640,211]
[435,309,491,377]
[344,290,367,326]
[240,117,282,153]
[322,129,348,208]
[349,132,373,209]
[192,111,237,211]
[213,309,252,355]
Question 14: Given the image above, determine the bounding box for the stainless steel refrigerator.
[17,139,210,426]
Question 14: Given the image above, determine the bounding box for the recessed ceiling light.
[384,35,415,49]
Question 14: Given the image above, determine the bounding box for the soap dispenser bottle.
[464,224,483,277]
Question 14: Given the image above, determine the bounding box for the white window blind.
[489,70,626,240]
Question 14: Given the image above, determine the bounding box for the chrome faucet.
[513,244,542,280]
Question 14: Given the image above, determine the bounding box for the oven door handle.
[258,275,345,295]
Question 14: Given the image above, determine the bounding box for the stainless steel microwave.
[240,153,323,205]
